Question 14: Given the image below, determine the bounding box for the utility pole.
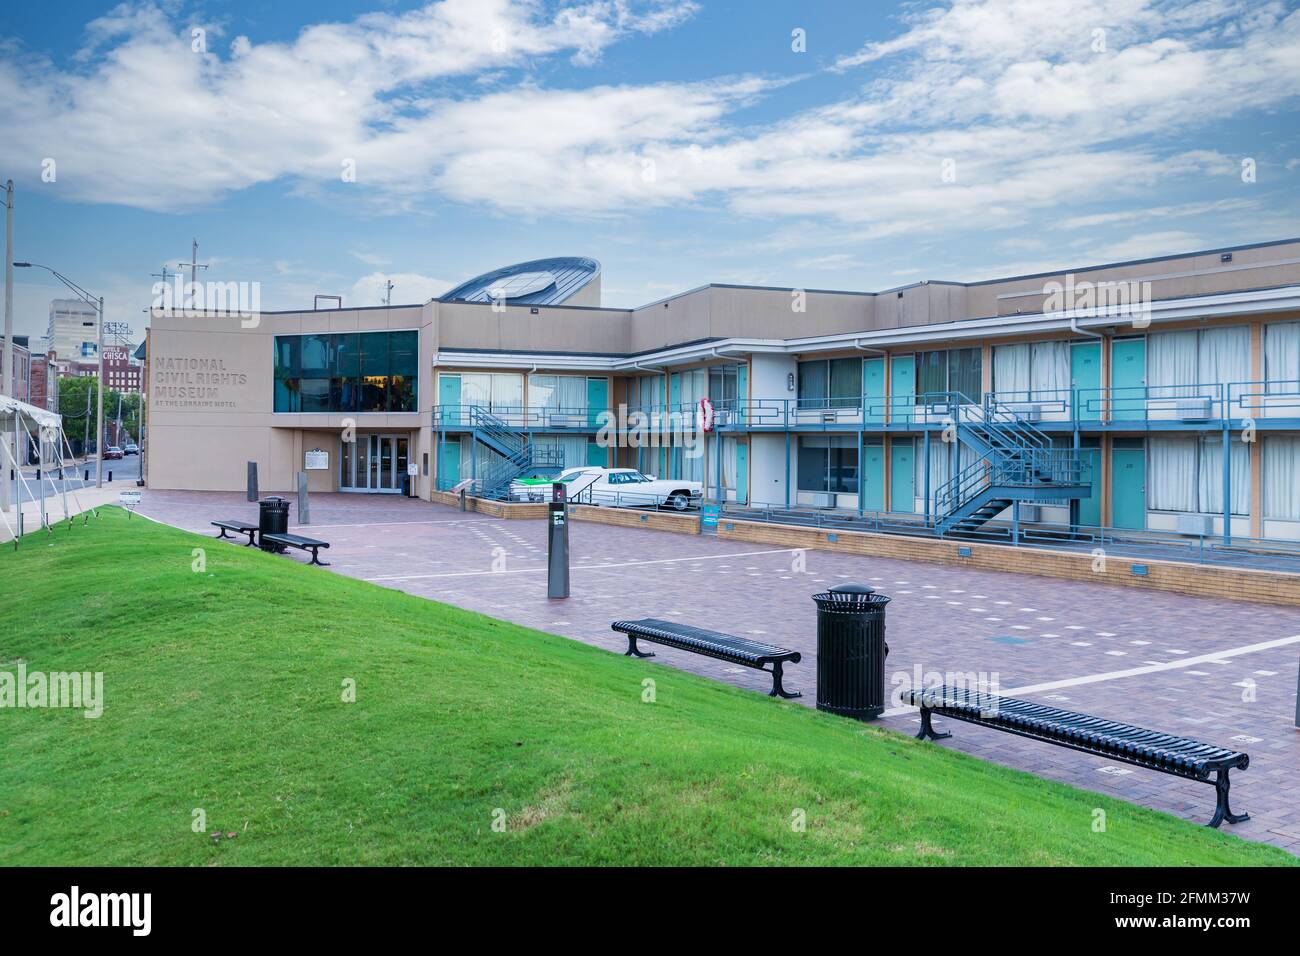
[95,296,104,487]
[383,278,394,307]
[1,180,11,515]
[176,239,208,308]
[2,180,12,398]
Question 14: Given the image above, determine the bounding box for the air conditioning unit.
[1012,403,1045,422]
[820,411,837,424]
[1176,514,1213,536]
[1175,396,1213,420]
[1017,503,1041,522]
[807,492,835,509]
[549,414,580,428]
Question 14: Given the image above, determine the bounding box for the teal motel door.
[736,364,748,426]
[862,441,885,512]
[1070,342,1100,422]
[1110,338,1146,422]
[889,439,915,513]
[438,373,462,426]
[1076,446,1102,526]
[890,355,915,423]
[586,377,609,428]
[1110,445,1146,530]
[736,442,748,504]
[438,436,461,489]
[863,357,886,423]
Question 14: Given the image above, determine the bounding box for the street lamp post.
[13,262,106,487]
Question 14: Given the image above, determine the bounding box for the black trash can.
[259,496,289,551]
[812,583,890,721]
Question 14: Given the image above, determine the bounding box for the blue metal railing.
[718,500,1300,573]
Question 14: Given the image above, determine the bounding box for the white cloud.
[0,0,1296,256]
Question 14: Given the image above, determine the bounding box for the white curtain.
[993,344,1029,398]
[461,372,490,407]
[1148,437,1197,511]
[528,374,584,411]
[721,436,737,491]
[1148,331,1198,398]
[1198,326,1249,388]
[1265,322,1300,393]
[1031,341,1070,399]
[1197,437,1250,516]
[1264,436,1300,519]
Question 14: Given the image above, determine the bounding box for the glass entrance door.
[341,434,409,493]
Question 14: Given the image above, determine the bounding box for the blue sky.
[1,0,1298,342]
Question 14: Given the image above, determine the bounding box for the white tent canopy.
[0,393,62,431]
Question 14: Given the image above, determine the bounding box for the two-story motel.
[144,239,1300,544]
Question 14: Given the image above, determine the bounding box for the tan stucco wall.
[146,305,433,496]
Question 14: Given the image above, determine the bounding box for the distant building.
[29,354,54,410]
[102,345,142,394]
[47,298,99,361]
[0,335,31,403]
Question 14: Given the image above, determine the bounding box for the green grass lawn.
[0,508,1291,866]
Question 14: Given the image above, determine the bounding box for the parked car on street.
[123,443,140,455]
[103,446,124,460]
[534,466,702,510]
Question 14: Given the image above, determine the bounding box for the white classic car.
[521,467,702,510]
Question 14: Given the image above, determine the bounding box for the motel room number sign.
[304,448,329,470]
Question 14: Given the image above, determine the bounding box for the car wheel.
[667,492,690,511]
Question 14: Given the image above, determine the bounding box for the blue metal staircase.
[933,394,1090,536]
[467,407,562,499]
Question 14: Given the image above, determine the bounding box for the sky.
[1,0,1298,343]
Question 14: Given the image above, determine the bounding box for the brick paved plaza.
[138,491,1300,852]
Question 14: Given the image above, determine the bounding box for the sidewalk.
[0,483,128,544]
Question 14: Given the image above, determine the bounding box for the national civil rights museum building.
[144,241,1300,542]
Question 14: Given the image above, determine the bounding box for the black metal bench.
[905,684,1250,828]
[260,532,331,566]
[611,618,801,699]
[212,520,259,546]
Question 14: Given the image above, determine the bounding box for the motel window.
[916,347,981,401]
[992,342,1069,401]
[798,435,857,494]
[527,374,588,412]
[708,365,738,407]
[273,331,418,414]
[1147,327,1249,397]
[797,357,860,409]
[1264,322,1300,393]
[1148,436,1249,516]
[1263,436,1300,520]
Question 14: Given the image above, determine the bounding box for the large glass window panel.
[1198,326,1249,390]
[1029,341,1069,398]
[829,357,861,408]
[951,348,982,401]
[797,360,828,407]
[1148,331,1198,397]
[830,441,858,493]
[1263,436,1300,519]
[916,350,947,397]
[1148,437,1197,512]
[388,330,418,377]
[1264,322,1300,393]
[388,375,416,412]
[798,443,829,492]
[1197,437,1250,516]
[993,344,1030,397]
[300,335,330,377]
[300,377,331,412]
[273,336,301,412]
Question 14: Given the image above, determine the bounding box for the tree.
[56,376,142,456]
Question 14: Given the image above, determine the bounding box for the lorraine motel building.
[144,237,1300,544]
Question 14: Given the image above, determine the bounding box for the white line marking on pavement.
[881,634,1300,718]
[363,547,802,582]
